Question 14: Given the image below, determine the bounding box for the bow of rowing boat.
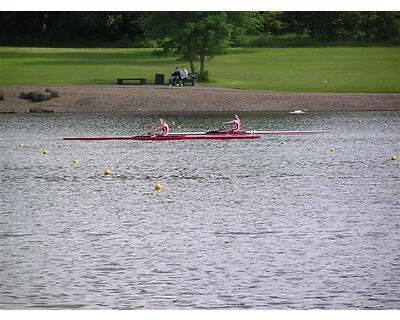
[170,129,329,136]
[244,130,330,135]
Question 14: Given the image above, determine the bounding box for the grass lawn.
[0,46,399,92]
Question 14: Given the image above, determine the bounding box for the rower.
[223,114,241,133]
[153,118,170,136]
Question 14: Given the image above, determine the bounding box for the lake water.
[0,111,399,309]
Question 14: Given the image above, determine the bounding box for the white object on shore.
[289,109,307,114]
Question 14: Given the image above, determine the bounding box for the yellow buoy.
[104,169,111,176]
[43,149,48,155]
[391,155,397,161]
[155,183,162,191]
[72,160,79,165]
[330,147,336,152]
[18,143,24,148]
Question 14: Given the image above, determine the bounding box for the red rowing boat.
[174,129,329,135]
[63,134,260,141]
[63,128,328,141]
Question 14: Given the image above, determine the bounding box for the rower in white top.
[152,119,170,136]
[223,114,241,133]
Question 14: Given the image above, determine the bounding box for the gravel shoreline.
[1,85,399,113]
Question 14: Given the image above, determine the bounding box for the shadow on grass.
[226,48,262,55]
[0,50,177,62]
[19,59,176,67]
[1,50,190,69]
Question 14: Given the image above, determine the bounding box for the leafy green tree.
[282,12,311,36]
[228,12,264,45]
[1,11,398,47]
[143,12,256,81]
[0,12,145,46]
[372,12,400,40]
[281,11,400,41]
[260,12,287,35]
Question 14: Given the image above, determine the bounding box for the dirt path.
[1,85,399,113]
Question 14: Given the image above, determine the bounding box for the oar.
[222,123,229,134]
[170,120,183,131]
[147,124,159,136]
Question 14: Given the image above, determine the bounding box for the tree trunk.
[189,59,194,75]
[199,52,205,81]
[188,49,195,75]
[365,12,371,40]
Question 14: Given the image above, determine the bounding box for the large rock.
[28,91,53,102]
[19,90,56,102]
[45,88,60,98]
[19,92,30,99]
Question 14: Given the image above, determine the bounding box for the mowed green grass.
[0,46,399,92]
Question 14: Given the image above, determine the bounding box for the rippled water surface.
[0,112,399,309]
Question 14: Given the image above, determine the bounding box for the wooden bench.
[117,78,146,85]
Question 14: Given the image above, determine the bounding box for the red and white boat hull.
[63,134,260,141]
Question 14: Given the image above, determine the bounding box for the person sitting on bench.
[180,66,189,86]
[168,67,181,86]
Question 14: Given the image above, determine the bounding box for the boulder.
[28,91,52,102]
[27,91,41,101]
[45,88,60,98]
[19,90,58,102]
[19,92,30,99]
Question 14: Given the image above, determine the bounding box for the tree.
[0,12,145,46]
[143,12,255,81]
[190,13,232,80]
[260,12,287,35]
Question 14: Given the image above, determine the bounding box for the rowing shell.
[172,130,329,135]
[63,134,260,141]
[63,129,328,141]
